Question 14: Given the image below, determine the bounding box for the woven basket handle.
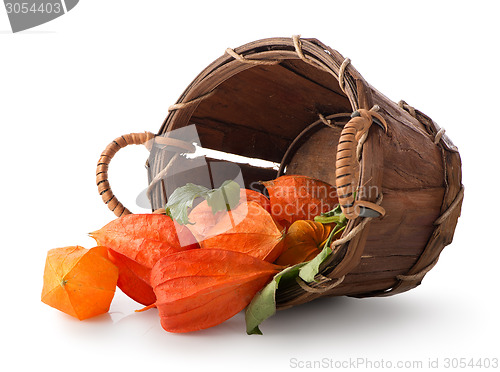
[96,132,156,217]
[96,132,197,217]
[336,109,387,219]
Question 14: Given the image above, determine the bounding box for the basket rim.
[158,36,370,136]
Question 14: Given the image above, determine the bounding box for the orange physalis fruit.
[90,214,199,268]
[242,189,271,213]
[41,246,119,320]
[187,188,271,242]
[186,201,225,243]
[150,249,281,333]
[199,201,285,263]
[262,175,339,228]
[276,220,339,266]
[89,214,199,305]
[106,249,156,306]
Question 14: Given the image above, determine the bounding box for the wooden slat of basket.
[354,102,463,297]
[192,64,351,138]
[285,125,347,187]
[363,187,445,251]
[351,255,421,275]
[279,58,347,98]
[327,279,399,297]
[159,37,361,136]
[191,116,291,163]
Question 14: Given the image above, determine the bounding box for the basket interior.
[158,58,353,198]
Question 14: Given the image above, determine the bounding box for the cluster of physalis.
[41,175,347,334]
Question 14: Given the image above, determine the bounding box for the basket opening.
[181,58,352,191]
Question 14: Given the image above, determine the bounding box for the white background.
[1,1,499,371]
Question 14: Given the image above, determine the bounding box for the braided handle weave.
[335,109,387,219]
[96,132,156,217]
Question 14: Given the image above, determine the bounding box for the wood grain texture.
[285,125,347,186]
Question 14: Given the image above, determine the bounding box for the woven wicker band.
[96,132,194,217]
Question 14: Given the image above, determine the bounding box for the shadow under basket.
[96,36,463,309]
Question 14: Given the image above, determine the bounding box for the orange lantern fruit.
[41,246,119,320]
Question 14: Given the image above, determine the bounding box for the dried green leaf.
[245,263,305,335]
[246,206,350,334]
[205,180,241,214]
[165,181,241,225]
[314,203,345,224]
[297,245,333,283]
[303,211,347,282]
[165,183,210,225]
[313,215,343,224]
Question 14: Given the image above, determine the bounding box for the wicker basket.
[96,36,463,309]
